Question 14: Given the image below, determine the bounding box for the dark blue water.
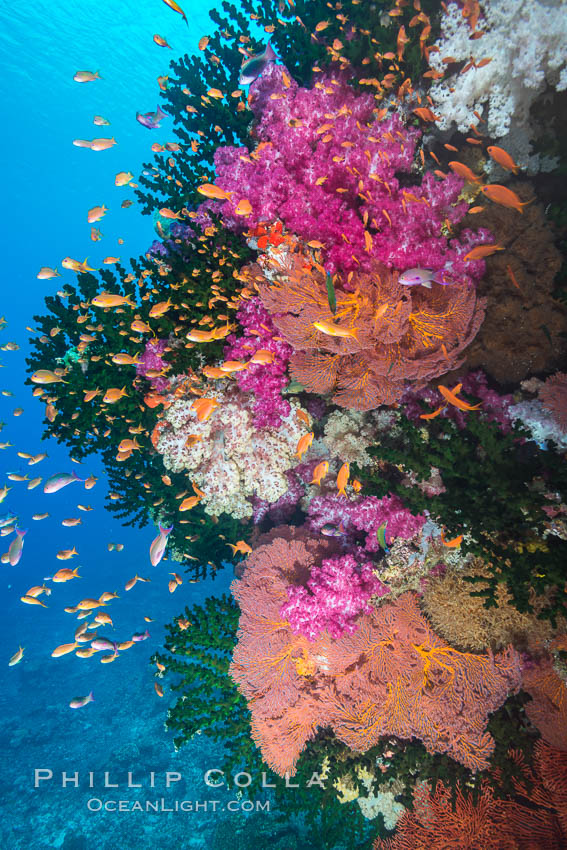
[0,3,263,847]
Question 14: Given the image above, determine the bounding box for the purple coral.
[280,553,388,641]
[308,493,426,554]
[401,370,515,432]
[224,297,293,428]
[199,63,492,282]
[136,339,169,392]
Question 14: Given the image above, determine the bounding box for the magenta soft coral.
[281,553,388,641]
[204,62,491,282]
[136,339,169,392]
[224,297,292,428]
[308,493,426,554]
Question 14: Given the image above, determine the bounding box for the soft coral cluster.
[223,297,293,428]
[203,62,492,281]
[280,553,388,641]
[153,382,309,518]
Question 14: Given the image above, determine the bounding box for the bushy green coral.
[355,414,567,623]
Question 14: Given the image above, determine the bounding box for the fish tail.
[89,691,95,701]
[159,523,173,535]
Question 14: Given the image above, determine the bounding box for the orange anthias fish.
[486,146,520,173]
[153,34,172,48]
[311,461,329,486]
[295,432,314,460]
[480,184,532,213]
[162,0,188,25]
[228,540,252,556]
[337,462,350,497]
[441,531,463,548]
[102,386,128,404]
[448,161,482,183]
[87,205,108,223]
[463,244,504,262]
[438,384,482,412]
[196,183,233,201]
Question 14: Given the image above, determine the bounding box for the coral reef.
[421,559,561,652]
[428,0,567,173]
[154,382,309,518]
[245,243,485,409]
[373,741,567,849]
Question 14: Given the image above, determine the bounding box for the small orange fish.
[52,642,79,657]
[155,682,164,697]
[56,547,78,561]
[463,243,504,262]
[413,107,440,122]
[486,146,519,173]
[419,405,446,420]
[162,0,188,24]
[153,34,172,48]
[196,183,233,201]
[198,36,209,50]
[228,540,252,556]
[438,384,482,412]
[337,462,350,497]
[296,432,314,460]
[103,387,128,403]
[115,171,134,186]
[234,199,252,216]
[480,184,531,213]
[505,264,521,291]
[441,531,463,548]
[179,496,200,512]
[448,161,482,183]
[310,461,329,486]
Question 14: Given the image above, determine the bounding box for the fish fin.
[422,279,432,288]
[89,691,95,701]
[265,41,277,61]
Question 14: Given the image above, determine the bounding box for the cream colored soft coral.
[155,382,310,518]
[323,409,399,466]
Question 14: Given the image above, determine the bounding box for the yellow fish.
[313,320,358,341]
[62,257,97,274]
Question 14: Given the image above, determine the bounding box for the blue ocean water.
[0,2,273,847]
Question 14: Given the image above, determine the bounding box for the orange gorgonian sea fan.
[539,371,567,429]
[242,241,486,410]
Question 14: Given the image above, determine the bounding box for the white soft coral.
[429,0,567,172]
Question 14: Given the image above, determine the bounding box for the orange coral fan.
[229,531,337,776]
[523,646,567,752]
[245,241,485,410]
[373,742,567,850]
[325,593,521,771]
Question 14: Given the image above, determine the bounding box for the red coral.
[244,241,485,410]
[539,371,567,430]
[523,652,567,751]
[373,744,567,850]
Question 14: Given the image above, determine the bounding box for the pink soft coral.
[280,553,388,641]
[223,297,292,428]
[203,62,492,282]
